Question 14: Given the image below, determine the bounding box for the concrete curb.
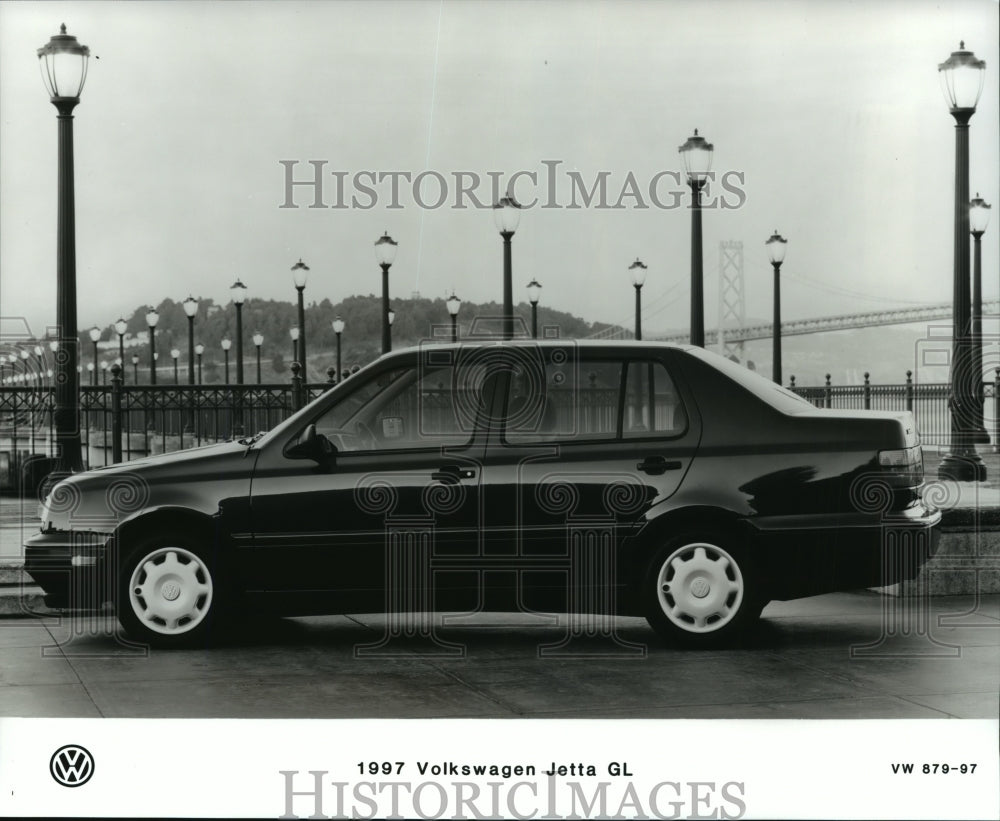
[0,585,52,617]
[888,524,1000,596]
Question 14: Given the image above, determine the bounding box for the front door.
[246,348,491,613]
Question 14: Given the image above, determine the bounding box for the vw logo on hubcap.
[690,578,711,599]
[161,581,181,601]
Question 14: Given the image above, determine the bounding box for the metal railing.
[0,365,333,487]
[788,370,999,447]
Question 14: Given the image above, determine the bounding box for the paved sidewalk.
[0,592,996,719]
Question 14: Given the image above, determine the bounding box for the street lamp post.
[332,317,345,382]
[39,23,90,473]
[252,331,264,384]
[231,279,247,385]
[195,344,204,383]
[446,293,462,342]
[766,231,788,384]
[493,198,521,339]
[970,193,992,440]
[374,234,398,353]
[526,280,542,339]
[937,42,987,482]
[388,307,395,333]
[629,259,647,340]
[183,295,198,385]
[88,326,100,385]
[290,326,299,367]
[679,129,714,347]
[291,260,309,379]
[100,360,108,385]
[131,354,139,383]
[145,309,159,384]
[114,318,127,381]
[221,338,231,385]
[171,348,180,384]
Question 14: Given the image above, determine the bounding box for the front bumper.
[24,529,114,609]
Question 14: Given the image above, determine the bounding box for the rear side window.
[505,359,623,444]
[502,354,687,444]
[624,360,687,438]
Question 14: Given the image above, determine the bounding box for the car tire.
[642,532,764,648]
[116,530,223,648]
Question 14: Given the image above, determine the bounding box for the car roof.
[377,338,696,359]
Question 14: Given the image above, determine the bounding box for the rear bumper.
[749,503,941,599]
[24,529,113,609]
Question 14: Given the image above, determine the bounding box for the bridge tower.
[717,240,745,362]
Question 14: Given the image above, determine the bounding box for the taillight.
[878,445,923,483]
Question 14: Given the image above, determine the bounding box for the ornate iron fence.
[0,366,334,487]
[788,372,998,447]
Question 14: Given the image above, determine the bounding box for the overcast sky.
[1,0,998,340]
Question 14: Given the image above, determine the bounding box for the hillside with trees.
[87,295,621,383]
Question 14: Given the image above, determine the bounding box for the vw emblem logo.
[690,578,711,599]
[50,745,95,787]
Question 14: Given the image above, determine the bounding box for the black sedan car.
[25,341,939,647]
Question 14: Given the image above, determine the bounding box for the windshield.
[685,347,816,414]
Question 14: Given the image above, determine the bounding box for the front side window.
[313,361,477,451]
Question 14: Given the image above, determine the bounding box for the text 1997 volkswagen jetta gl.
[26,341,940,647]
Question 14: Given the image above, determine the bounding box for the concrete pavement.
[0,592,996,719]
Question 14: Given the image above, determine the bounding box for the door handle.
[637,456,682,475]
[431,465,476,483]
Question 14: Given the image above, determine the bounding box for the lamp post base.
[937,451,987,482]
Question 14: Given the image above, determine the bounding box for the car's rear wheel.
[643,533,763,647]
[116,532,221,647]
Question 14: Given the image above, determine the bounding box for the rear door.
[478,345,701,611]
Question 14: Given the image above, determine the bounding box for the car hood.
[86,440,249,473]
[40,441,254,531]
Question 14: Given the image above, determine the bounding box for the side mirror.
[286,423,336,466]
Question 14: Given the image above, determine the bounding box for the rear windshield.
[685,347,815,414]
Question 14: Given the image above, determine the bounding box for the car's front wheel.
[117,533,220,647]
[643,534,763,647]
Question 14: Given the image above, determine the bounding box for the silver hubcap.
[656,543,744,634]
[128,547,213,635]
